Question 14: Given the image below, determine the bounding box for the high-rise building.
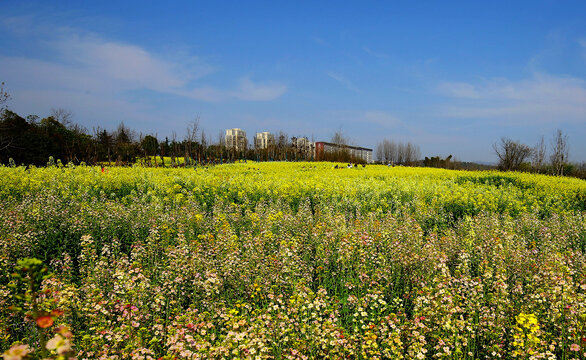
[254,132,274,149]
[291,136,315,159]
[225,128,248,151]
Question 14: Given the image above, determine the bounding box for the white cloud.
[437,73,586,124]
[0,23,286,103]
[180,86,226,102]
[59,39,191,90]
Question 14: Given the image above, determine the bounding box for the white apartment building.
[254,132,275,149]
[291,136,315,158]
[225,128,248,151]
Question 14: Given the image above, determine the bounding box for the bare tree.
[385,140,397,164]
[331,128,348,147]
[277,131,289,147]
[171,131,179,166]
[50,108,73,127]
[375,141,384,162]
[376,139,420,165]
[0,83,13,151]
[218,130,226,146]
[276,131,289,160]
[493,137,533,171]
[532,135,546,173]
[185,116,200,165]
[160,137,169,166]
[200,128,207,148]
[199,128,208,163]
[550,129,569,176]
[49,108,80,162]
[394,143,403,165]
[404,142,421,165]
[114,122,138,164]
[0,82,10,112]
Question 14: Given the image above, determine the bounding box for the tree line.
[0,108,368,166]
[0,81,582,176]
[2,107,582,177]
[375,139,421,165]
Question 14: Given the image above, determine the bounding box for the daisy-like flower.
[2,344,32,360]
[46,334,72,355]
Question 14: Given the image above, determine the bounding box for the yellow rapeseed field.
[1,162,585,359]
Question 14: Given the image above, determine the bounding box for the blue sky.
[1,1,586,162]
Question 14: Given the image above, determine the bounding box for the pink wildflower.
[46,334,72,355]
[2,344,32,360]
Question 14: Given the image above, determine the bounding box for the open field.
[1,162,585,359]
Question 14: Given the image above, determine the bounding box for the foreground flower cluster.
[0,162,585,359]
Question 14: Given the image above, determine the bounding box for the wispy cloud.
[0,15,36,35]
[578,38,586,59]
[178,77,287,102]
[231,77,288,101]
[436,73,586,124]
[56,37,210,90]
[325,110,402,131]
[362,46,391,60]
[310,36,329,47]
[437,82,482,99]
[327,72,360,92]
[0,17,286,103]
[360,111,402,128]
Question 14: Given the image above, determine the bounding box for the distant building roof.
[315,141,372,152]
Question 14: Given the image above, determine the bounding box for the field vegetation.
[1,162,585,359]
